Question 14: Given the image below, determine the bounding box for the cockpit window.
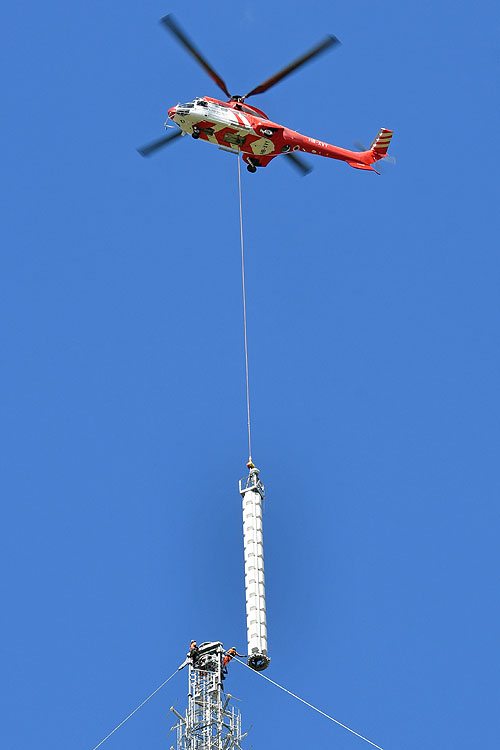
[181,102,194,108]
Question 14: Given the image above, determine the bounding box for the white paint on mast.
[239,464,270,671]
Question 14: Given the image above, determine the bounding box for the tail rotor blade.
[352,141,396,173]
[285,152,312,176]
[353,141,367,152]
[137,129,183,157]
[161,14,231,99]
[244,35,340,99]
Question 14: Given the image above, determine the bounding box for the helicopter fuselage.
[168,96,381,172]
[140,17,393,172]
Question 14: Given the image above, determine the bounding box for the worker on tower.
[222,647,246,676]
[177,639,200,671]
[189,640,199,669]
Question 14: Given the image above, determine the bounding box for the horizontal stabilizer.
[346,161,379,173]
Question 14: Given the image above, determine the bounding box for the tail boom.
[281,126,393,172]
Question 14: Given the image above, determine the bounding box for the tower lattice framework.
[170,643,245,750]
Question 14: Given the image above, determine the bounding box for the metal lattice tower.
[170,643,245,750]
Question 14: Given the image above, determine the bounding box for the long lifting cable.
[91,668,179,750]
[237,154,252,461]
[234,658,384,750]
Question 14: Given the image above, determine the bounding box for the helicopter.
[138,15,393,175]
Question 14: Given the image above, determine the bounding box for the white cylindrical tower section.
[239,465,270,671]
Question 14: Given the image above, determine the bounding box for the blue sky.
[2,1,499,749]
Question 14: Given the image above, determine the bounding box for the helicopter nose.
[168,106,176,119]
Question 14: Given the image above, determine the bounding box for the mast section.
[239,463,270,671]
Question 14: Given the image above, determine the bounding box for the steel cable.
[237,154,252,461]
[234,658,384,750]
[91,669,179,750]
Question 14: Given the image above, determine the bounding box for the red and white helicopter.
[139,15,393,175]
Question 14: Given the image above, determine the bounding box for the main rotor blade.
[137,129,183,157]
[284,152,312,176]
[160,14,231,99]
[244,35,340,99]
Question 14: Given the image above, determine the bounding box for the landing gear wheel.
[192,127,201,140]
[247,164,257,173]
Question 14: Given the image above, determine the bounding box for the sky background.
[2,1,499,749]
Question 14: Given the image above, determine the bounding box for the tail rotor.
[353,132,396,172]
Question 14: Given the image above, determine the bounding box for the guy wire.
[91,669,179,750]
[234,658,384,750]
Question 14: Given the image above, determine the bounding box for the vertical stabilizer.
[370,128,393,158]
